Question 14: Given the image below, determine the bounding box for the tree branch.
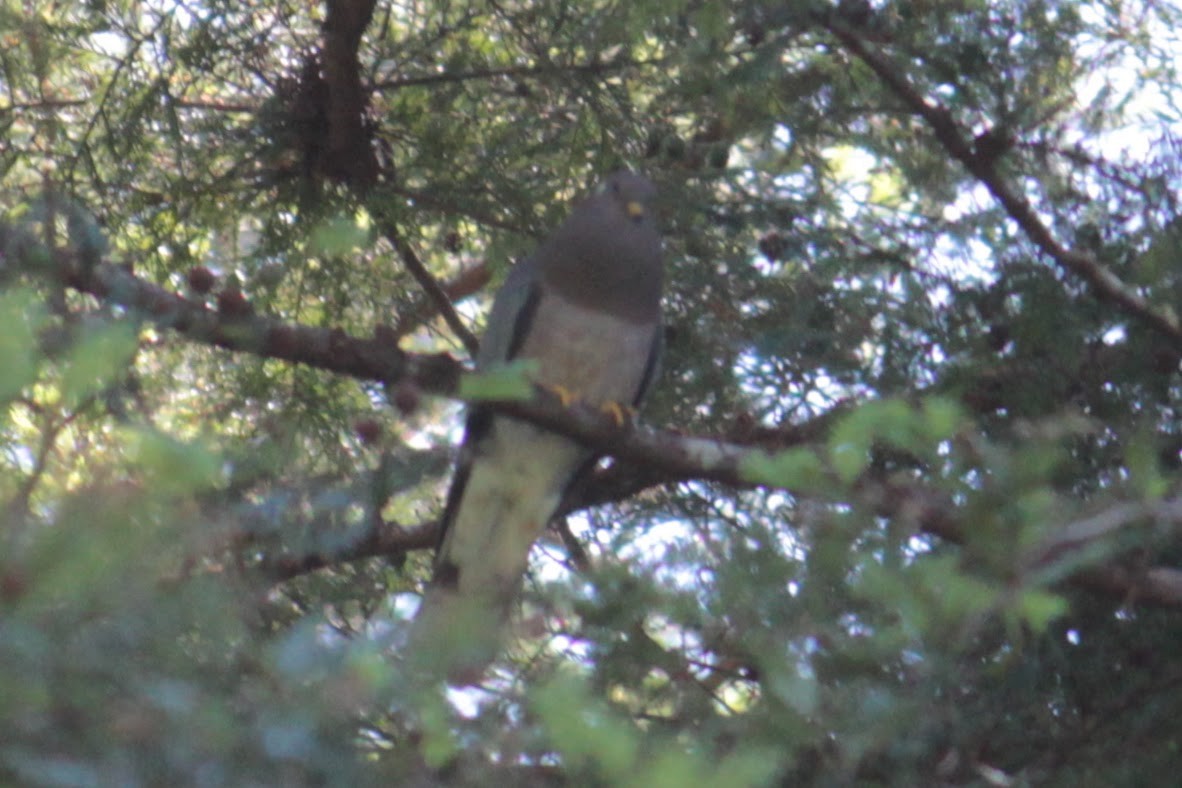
[60,258,463,395]
[372,57,664,93]
[824,21,1182,345]
[864,479,1182,608]
[319,0,380,188]
[259,520,437,582]
[36,255,1182,609]
[379,221,481,356]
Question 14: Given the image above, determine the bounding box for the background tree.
[3,0,1182,784]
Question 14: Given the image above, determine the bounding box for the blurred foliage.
[4,0,1182,784]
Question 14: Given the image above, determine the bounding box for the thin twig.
[381,222,481,356]
[371,57,663,93]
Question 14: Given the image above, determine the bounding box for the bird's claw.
[599,400,635,426]
[543,383,578,408]
[543,386,633,426]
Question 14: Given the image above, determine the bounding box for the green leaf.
[921,397,965,441]
[691,1,729,43]
[829,439,870,484]
[533,676,639,781]
[123,427,222,495]
[712,748,781,788]
[1015,589,1067,632]
[1126,427,1168,499]
[59,320,138,406]
[309,213,372,256]
[827,400,901,482]
[769,668,819,716]
[417,693,459,768]
[0,288,47,401]
[458,360,538,401]
[827,397,961,483]
[855,555,998,640]
[627,749,703,788]
[740,446,826,491]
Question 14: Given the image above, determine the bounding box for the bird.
[412,171,665,676]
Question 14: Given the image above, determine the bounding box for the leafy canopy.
[3,0,1182,784]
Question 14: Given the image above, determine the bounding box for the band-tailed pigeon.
[414,171,665,671]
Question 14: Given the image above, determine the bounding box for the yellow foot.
[543,383,578,408]
[599,400,635,426]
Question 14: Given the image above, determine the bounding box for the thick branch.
[52,260,764,485]
[63,259,463,395]
[44,258,1182,608]
[320,0,379,188]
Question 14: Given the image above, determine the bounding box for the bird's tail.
[407,581,515,684]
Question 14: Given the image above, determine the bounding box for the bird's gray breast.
[516,290,657,404]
